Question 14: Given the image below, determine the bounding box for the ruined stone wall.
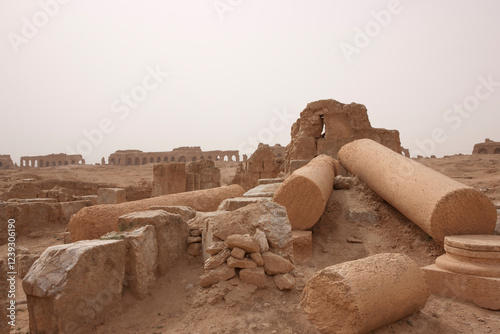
[232,144,283,190]
[20,154,84,168]
[0,155,14,169]
[270,144,286,158]
[473,138,500,154]
[152,160,221,196]
[285,99,403,167]
[108,147,239,166]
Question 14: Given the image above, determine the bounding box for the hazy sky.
[1,0,499,164]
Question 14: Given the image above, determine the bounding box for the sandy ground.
[1,155,499,334]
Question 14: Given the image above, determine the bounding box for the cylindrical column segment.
[338,139,497,246]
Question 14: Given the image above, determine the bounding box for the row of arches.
[21,159,85,168]
[109,154,238,166]
[477,148,500,154]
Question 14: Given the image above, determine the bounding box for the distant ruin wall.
[285,99,403,168]
[20,154,85,168]
[0,155,14,169]
[473,139,500,155]
[108,147,239,166]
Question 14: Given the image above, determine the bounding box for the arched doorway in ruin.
[494,148,500,154]
[178,156,186,162]
[200,156,205,160]
[127,158,132,165]
[224,156,229,162]
[231,155,237,161]
[46,161,50,167]
[110,158,116,165]
[478,148,488,154]
[150,157,154,163]
[164,157,169,162]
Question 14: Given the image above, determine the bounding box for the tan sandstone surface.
[0,156,499,333]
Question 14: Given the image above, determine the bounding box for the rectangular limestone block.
[258,178,285,185]
[98,188,126,205]
[120,225,158,299]
[22,240,126,333]
[243,183,282,198]
[423,264,500,310]
[217,197,271,211]
[152,163,186,196]
[292,231,312,264]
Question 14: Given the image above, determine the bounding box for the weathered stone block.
[239,267,266,289]
[152,162,186,196]
[274,273,296,290]
[243,183,281,198]
[200,264,236,288]
[226,234,260,253]
[217,197,270,211]
[98,188,126,205]
[292,231,312,264]
[23,240,126,334]
[117,210,189,275]
[149,205,196,221]
[120,225,158,299]
[262,251,293,275]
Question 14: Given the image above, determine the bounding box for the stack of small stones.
[187,227,203,258]
[200,231,295,290]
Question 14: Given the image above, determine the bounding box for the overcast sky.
[1,0,499,164]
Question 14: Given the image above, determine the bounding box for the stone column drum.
[273,155,339,230]
[300,253,429,334]
[338,139,497,246]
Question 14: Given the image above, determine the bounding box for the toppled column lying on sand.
[300,253,429,334]
[273,155,339,230]
[68,185,245,242]
[338,139,497,246]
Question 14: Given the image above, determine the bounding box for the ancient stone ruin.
[0,155,14,169]
[3,98,500,333]
[108,147,240,166]
[473,138,500,154]
[232,144,283,190]
[20,153,85,168]
[284,99,404,171]
[152,160,221,196]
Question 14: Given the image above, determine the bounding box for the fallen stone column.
[68,185,244,242]
[273,155,339,230]
[338,139,497,246]
[301,253,429,334]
